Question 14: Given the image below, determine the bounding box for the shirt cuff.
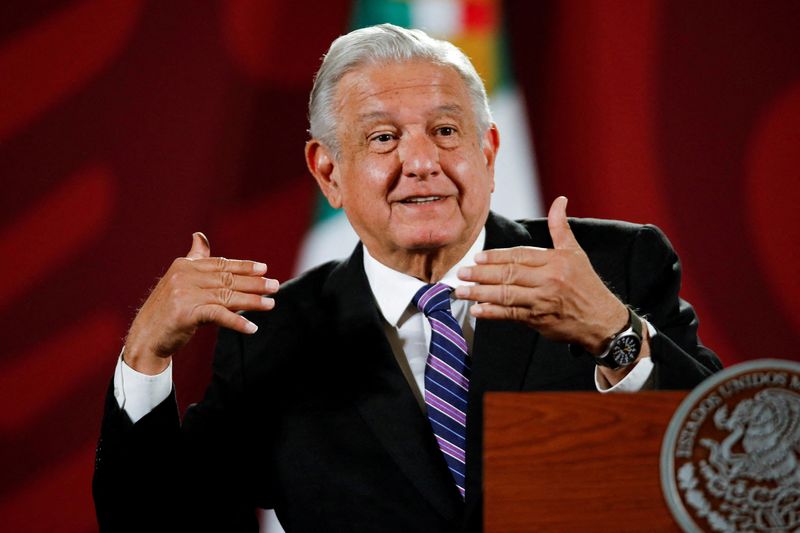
[113,348,173,423]
[595,356,654,392]
[594,319,657,393]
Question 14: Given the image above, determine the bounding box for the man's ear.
[482,123,500,193]
[305,140,342,208]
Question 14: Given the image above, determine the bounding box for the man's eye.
[373,133,394,143]
[437,127,456,136]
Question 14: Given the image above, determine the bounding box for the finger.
[191,257,268,275]
[193,272,280,294]
[194,304,259,334]
[470,302,557,327]
[187,232,211,259]
[473,246,550,266]
[470,302,529,321]
[457,263,545,288]
[548,196,580,250]
[197,287,276,312]
[454,283,535,308]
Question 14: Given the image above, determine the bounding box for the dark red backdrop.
[1,1,797,530]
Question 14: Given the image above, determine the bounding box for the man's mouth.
[401,196,443,204]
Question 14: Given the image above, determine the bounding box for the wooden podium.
[484,391,687,532]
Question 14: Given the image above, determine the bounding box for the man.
[94,24,721,532]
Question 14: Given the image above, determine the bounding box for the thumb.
[187,232,211,259]
[547,196,580,250]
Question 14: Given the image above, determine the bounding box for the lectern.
[484,391,686,532]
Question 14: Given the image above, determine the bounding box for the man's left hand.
[454,196,630,355]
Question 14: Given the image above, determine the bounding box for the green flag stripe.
[350,0,411,28]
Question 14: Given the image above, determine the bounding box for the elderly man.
[94,24,720,532]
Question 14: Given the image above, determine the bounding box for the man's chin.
[395,228,463,253]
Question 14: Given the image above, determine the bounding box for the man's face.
[310,60,498,266]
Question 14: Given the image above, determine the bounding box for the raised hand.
[123,232,279,374]
[454,196,629,354]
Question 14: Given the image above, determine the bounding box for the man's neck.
[364,228,485,283]
[399,247,469,283]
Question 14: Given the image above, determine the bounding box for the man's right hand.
[123,232,279,375]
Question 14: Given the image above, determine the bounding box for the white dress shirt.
[114,230,654,422]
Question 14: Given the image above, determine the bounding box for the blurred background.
[1,0,798,530]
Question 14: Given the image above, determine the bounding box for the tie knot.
[412,282,453,316]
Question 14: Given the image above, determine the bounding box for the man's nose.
[398,133,440,179]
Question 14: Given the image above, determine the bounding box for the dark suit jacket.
[93,213,721,532]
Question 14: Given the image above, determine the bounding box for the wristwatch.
[591,308,644,369]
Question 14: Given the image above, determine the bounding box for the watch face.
[611,336,641,366]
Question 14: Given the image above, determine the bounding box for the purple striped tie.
[412,282,470,499]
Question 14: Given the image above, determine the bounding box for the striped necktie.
[412,282,470,499]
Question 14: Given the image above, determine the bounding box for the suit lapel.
[463,213,544,521]
[324,246,464,522]
[471,212,545,392]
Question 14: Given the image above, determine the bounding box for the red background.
[1,1,797,530]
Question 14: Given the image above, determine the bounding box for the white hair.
[308,23,493,157]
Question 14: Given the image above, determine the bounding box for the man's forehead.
[334,62,472,120]
[340,60,464,93]
[356,104,467,123]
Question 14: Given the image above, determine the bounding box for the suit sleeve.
[92,382,182,532]
[625,224,723,389]
[92,327,261,532]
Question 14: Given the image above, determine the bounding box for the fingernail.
[457,267,471,279]
[454,286,469,298]
[471,304,483,316]
[261,296,275,307]
[474,252,487,263]
[265,279,279,291]
[253,262,267,274]
[244,319,258,334]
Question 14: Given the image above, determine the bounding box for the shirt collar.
[362,228,486,327]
